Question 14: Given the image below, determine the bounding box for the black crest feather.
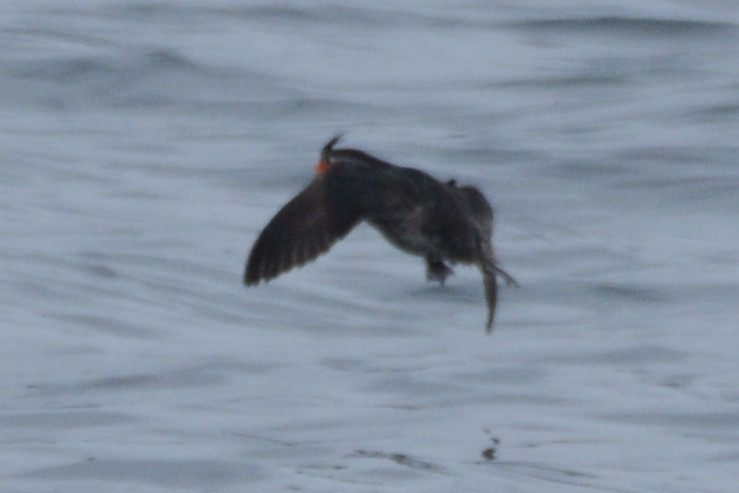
[321,134,343,160]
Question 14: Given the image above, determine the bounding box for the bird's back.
[326,158,484,263]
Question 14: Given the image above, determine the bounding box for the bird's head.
[315,134,342,174]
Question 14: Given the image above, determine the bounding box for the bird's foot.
[495,266,519,287]
[426,260,454,286]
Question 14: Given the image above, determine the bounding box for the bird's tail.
[477,234,518,333]
[482,262,498,334]
[475,233,499,334]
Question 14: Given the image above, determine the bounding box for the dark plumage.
[244,136,517,332]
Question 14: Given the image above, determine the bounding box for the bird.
[244,135,517,332]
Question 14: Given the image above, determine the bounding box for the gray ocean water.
[2,1,739,492]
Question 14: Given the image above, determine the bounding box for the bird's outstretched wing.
[244,177,361,285]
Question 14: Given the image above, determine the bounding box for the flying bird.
[244,136,517,332]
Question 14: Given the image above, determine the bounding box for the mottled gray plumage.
[244,136,516,332]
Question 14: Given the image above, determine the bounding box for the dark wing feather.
[244,177,361,285]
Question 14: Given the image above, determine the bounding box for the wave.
[511,15,736,37]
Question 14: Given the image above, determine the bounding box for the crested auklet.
[244,136,517,332]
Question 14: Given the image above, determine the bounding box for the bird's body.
[244,136,516,332]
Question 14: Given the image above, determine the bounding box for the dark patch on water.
[546,344,684,366]
[594,283,667,303]
[600,411,739,431]
[481,434,501,461]
[53,313,155,339]
[491,461,613,491]
[495,74,627,89]
[349,449,447,474]
[0,410,136,429]
[19,458,264,487]
[26,358,272,396]
[454,365,545,385]
[208,4,410,28]
[513,16,735,37]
